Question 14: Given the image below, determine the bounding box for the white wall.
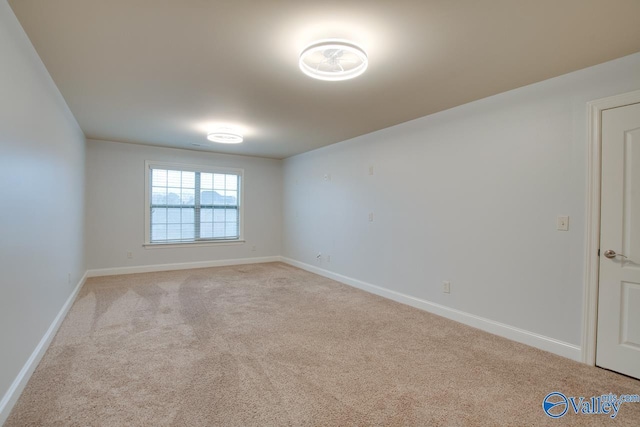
[85,139,282,271]
[283,52,640,349]
[0,0,86,419]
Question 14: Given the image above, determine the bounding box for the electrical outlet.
[557,215,569,231]
[442,281,451,294]
[126,251,133,259]
[251,245,256,252]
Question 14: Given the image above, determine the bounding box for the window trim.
[144,160,244,246]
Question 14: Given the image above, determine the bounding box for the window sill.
[143,240,245,249]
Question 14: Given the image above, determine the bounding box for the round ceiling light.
[299,40,368,81]
[207,129,243,144]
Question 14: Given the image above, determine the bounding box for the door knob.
[603,249,627,259]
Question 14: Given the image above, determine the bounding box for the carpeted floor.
[5,262,640,426]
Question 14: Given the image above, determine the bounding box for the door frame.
[583,89,640,365]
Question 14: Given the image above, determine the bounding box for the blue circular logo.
[543,392,568,418]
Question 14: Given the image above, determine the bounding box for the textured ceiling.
[9,0,640,159]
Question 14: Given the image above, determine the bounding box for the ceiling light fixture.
[207,129,243,144]
[299,39,368,81]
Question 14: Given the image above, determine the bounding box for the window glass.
[147,164,242,243]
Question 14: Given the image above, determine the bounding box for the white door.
[596,102,640,379]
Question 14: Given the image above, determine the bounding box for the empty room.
[2,0,640,425]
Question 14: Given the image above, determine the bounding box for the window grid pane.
[149,167,240,243]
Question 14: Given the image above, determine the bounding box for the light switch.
[557,215,569,231]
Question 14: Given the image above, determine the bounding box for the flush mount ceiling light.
[207,129,243,144]
[299,39,368,81]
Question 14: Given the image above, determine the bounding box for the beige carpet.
[6,262,640,426]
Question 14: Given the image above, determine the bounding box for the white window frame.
[143,160,245,248]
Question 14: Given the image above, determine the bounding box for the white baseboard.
[86,256,282,277]
[0,272,88,426]
[280,257,582,362]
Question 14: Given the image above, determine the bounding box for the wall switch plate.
[557,215,569,231]
[442,281,451,293]
[323,173,331,181]
[368,212,374,222]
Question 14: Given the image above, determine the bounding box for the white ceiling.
[9,0,640,159]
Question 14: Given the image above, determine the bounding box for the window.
[144,162,243,245]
